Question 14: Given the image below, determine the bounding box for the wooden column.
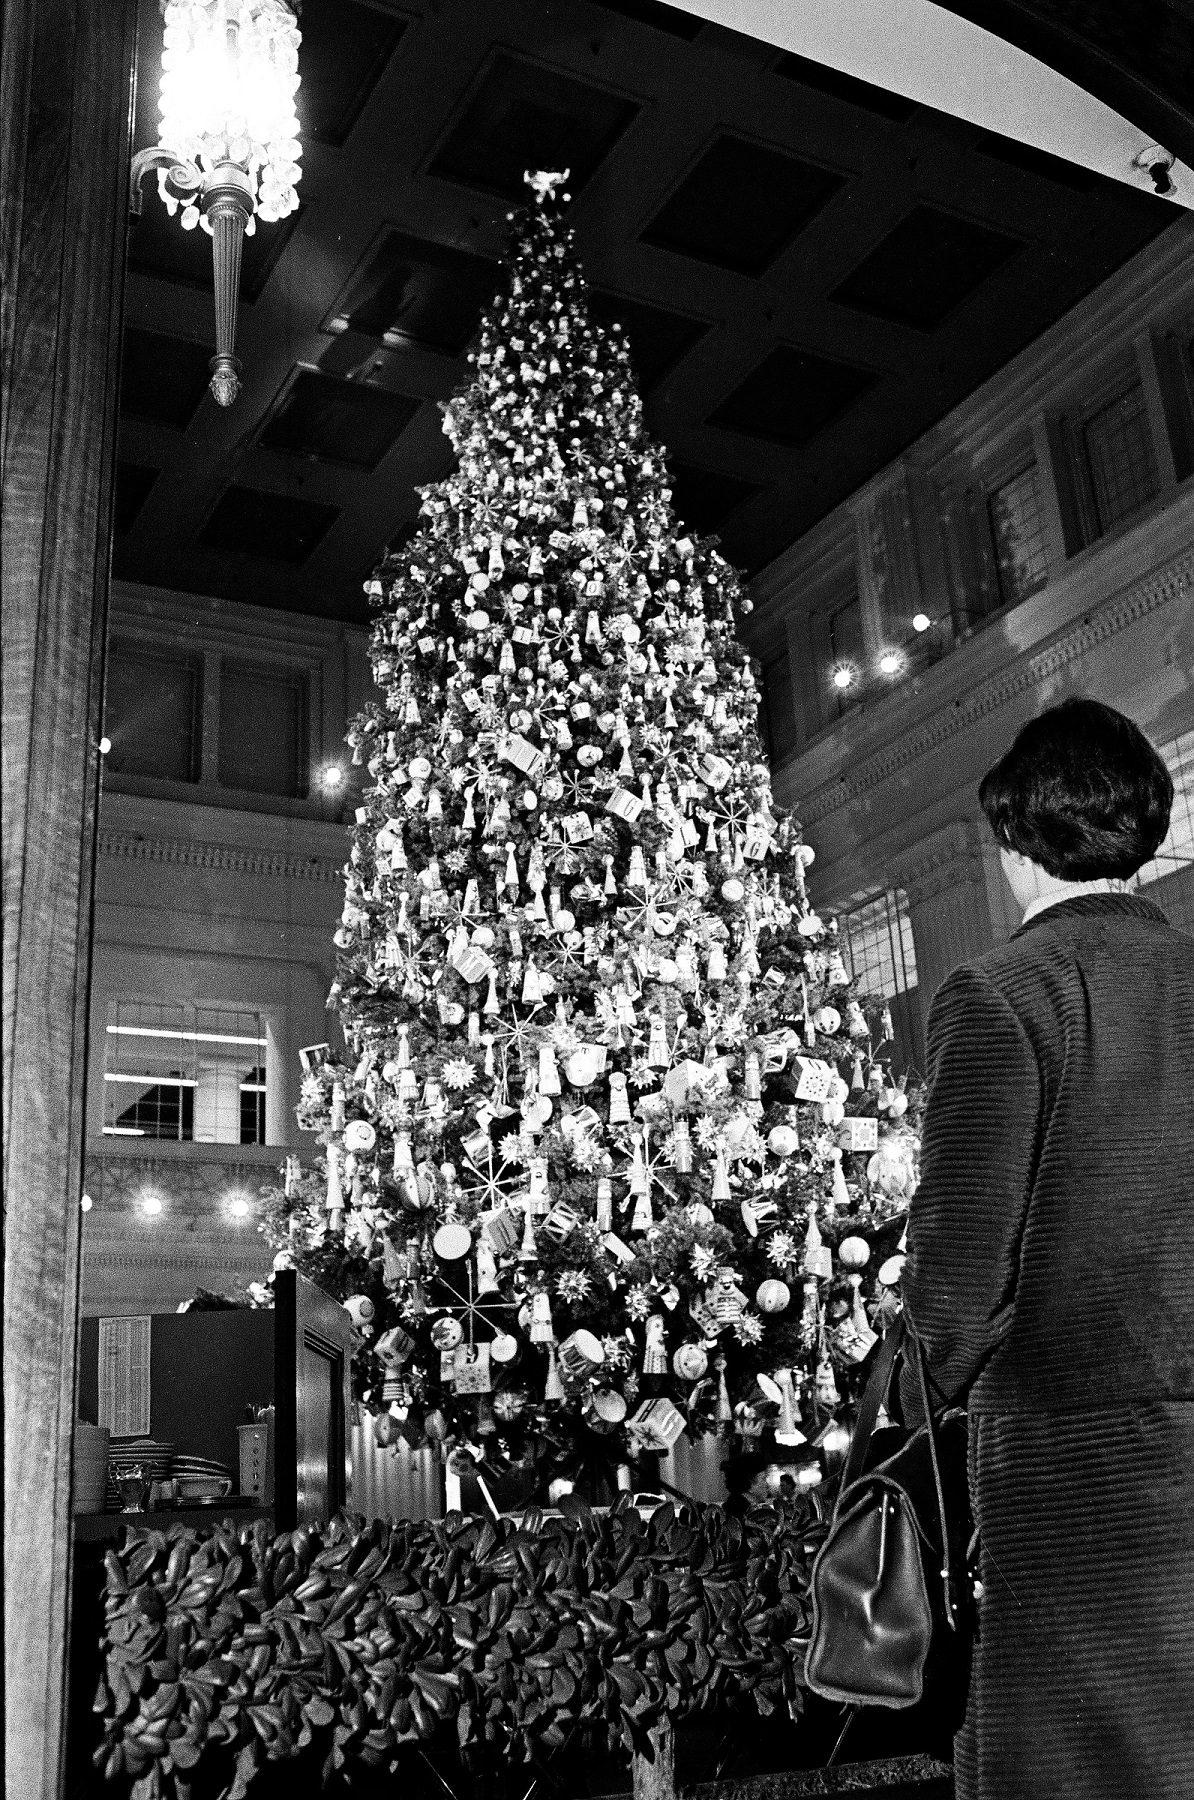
[1,1,137,1795]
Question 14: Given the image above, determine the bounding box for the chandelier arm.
[128,145,201,217]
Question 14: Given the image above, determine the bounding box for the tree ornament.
[756,1278,791,1314]
[529,1290,554,1343]
[642,1315,667,1375]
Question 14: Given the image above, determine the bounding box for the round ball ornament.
[687,1201,715,1227]
[838,1235,871,1271]
[408,756,432,783]
[521,1094,553,1128]
[588,1388,627,1427]
[721,877,745,903]
[343,1294,375,1329]
[878,1254,906,1287]
[768,1124,800,1157]
[343,1119,376,1154]
[816,1006,841,1035]
[373,1411,400,1448]
[439,1000,465,1026]
[430,1317,463,1351]
[433,1221,472,1262]
[490,1332,519,1365]
[673,1343,708,1381]
[756,1279,791,1314]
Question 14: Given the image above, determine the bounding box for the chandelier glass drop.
[131,0,302,406]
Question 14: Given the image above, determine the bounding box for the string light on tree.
[267,173,918,1494]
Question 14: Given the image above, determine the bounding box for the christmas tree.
[268,172,918,1498]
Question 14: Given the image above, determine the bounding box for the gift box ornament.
[794,1057,835,1102]
[453,1342,492,1393]
[483,1207,522,1255]
[839,1114,879,1153]
[627,1396,686,1452]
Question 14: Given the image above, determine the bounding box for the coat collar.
[1010,891,1170,940]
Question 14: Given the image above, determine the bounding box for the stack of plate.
[106,1436,174,1508]
[172,1453,235,1502]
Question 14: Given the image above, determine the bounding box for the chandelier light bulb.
[878,651,902,676]
[156,0,302,225]
[832,665,854,691]
[320,764,345,792]
[142,1195,164,1216]
[229,1196,250,1218]
[912,612,931,633]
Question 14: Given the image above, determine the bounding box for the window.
[988,462,1049,607]
[1131,729,1194,930]
[103,642,202,782]
[759,649,798,763]
[218,660,308,797]
[811,592,864,724]
[104,1002,270,1144]
[834,887,923,1072]
[1080,385,1160,537]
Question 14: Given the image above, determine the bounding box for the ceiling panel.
[127,202,302,304]
[708,346,880,446]
[198,487,341,563]
[113,463,159,536]
[326,228,499,355]
[259,369,422,470]
[640,134,845,275]
[668,461,764,533]
[121,328,212,428]
[973,129,1099,192]
[829,203,1025,330]
[592,0,704,39]
[772,50,917,122]
[428,52,641,201]
[588,289,711,387]
[298,0,407,147]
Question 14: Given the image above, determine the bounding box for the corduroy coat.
[901,892,1194,1800]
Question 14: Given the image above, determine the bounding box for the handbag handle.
[832,1313,960,1631]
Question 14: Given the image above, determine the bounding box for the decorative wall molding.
[98,830,344,884]
[796,546,1194,827]
[889,820,989,909]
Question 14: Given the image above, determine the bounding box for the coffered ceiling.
[112,0,1175,624]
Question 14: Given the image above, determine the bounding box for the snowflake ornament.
[443,1058,476,1090]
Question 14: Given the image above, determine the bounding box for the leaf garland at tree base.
[95,1500,829,1798]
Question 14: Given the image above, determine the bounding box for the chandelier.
[130,0,302,406]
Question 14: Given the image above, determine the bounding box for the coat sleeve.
[899,961,1041,1419]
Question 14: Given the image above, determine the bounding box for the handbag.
[804,1314,974,1713]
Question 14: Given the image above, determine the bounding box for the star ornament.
[526,168,570,201]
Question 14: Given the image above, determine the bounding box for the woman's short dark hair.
[978,698,1173,879]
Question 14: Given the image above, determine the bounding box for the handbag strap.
[831,1313,960,1631]
[836,1313,905,1496]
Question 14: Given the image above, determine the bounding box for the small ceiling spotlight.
[229,1196,250,1219]
[912,612,931,633]
[81,1194,94,1213]
[832,665,855,691]
[319,764,345,792]
[98,736,112,756]
[879,651,903,676]
[142,1195,164,1216]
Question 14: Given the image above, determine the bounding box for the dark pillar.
[1,0,137,1793]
